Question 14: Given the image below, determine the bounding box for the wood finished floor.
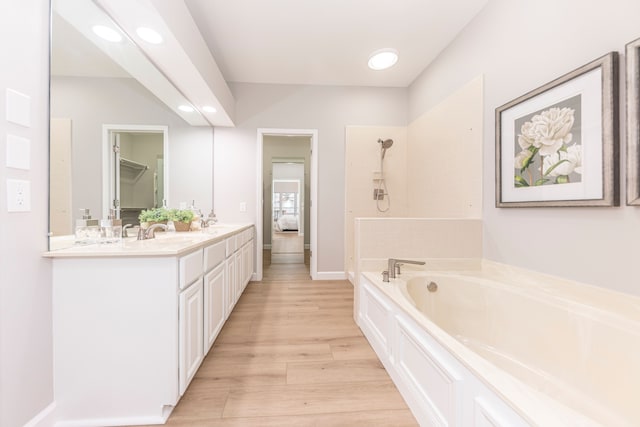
[149,252,417,426]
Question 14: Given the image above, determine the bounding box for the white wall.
[51,76,214,220]
[409,0,640,295]
[0,1,54,426]
[214,83,407,273]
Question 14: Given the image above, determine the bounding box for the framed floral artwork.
[626,38,640,205]
[496,52,619,207]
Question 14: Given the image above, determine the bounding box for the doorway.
[271,168,304,264]
[102,124,168,222]
[256,129,318,281]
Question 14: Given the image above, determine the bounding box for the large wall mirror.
[49,0,215,250]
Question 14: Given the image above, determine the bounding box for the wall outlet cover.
[7,179,31,212]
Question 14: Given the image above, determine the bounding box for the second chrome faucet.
[137,223,168,240]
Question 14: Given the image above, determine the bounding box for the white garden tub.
[358,262,640,426]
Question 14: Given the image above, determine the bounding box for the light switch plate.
[7,179,31,212]
[5,89,31,127]
[6,134,30,170]
[239,202,247,212]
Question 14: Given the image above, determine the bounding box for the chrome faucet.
[386,258,426,281]
[122,224,133,237]
[137,223,167,240]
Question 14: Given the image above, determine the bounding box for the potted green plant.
[138,207,170,229]
[168,208,194,232]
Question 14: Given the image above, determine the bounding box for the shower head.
[378,138,394,149]
[378,138,394,160]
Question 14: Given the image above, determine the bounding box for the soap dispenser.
[100,209,123,244]
[75,208,100,245]
[190,200,202,231]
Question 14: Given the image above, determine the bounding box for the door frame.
[256,128,318,281]
[101,124,169,218]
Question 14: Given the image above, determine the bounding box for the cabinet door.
[179,279,204,396]
[204,263,225,352]
[242,241,252,288]
[235,250,242,304]
[226,256,236,315]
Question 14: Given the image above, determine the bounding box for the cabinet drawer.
[179,249,203,290]
[243,228,253,245]
[204,241,226,272]
[225,235,238,256]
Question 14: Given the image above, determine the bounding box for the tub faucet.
[137,223,167,240]
[387,258,425,279]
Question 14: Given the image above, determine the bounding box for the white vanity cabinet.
[48,225,254,427]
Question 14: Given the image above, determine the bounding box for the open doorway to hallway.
[256,129,318,281]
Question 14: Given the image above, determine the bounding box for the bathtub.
[357,262,640,426]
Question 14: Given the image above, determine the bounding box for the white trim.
[101,124,169,218]
[54,415,168,427]
[256,128,318,281]
[348,270,356,284]
[23,402,57,427]
[316,271,348,281]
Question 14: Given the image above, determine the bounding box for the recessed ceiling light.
[92,25,122,42]
[368,48,399,71]
[202,106,217,113]
[178,105,194,112]
[136,27,163,44]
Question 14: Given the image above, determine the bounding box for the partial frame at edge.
[626,38,640,205]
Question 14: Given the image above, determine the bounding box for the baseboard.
[55,414,168,427]
[315,271,347,280]
[23,402,56,427]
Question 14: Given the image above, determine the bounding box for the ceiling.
[51,0,488,126]
[184,0,488,87]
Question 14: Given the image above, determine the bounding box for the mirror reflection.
[271,162,305,264]
[49,0,214,250]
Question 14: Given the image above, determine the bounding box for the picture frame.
[495,52,619,207]
[626,38,640,205]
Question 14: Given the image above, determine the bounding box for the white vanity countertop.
[44,224,253,258]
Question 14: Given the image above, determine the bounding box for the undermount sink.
[152,232,207,242]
